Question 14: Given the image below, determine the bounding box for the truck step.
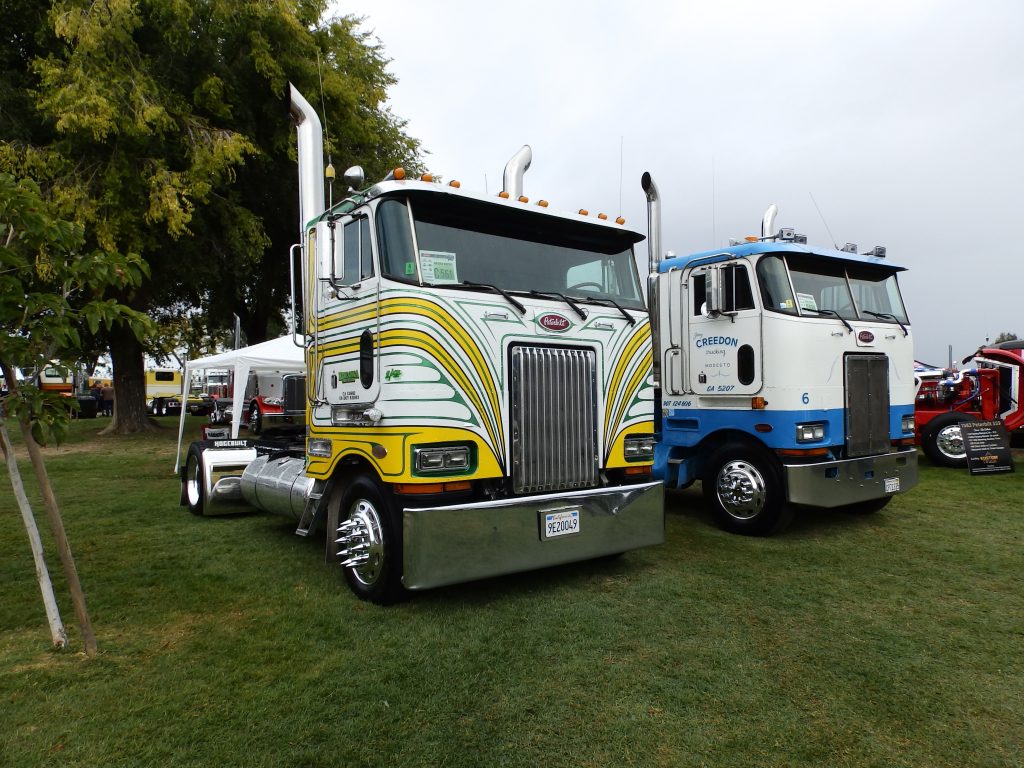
[295,483,326,537]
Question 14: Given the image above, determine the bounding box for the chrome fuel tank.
[240,454,316,519]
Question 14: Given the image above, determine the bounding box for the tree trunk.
[0,422,68,649]
[101,321,157,435]
[0,361,98,655]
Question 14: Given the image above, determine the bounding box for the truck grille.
[845,354,891,457]
[510,346,598,493]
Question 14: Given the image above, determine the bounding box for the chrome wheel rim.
[715,459,768,520]
[935,424,966,459]
[186,454,202,508]
[336,498,385,586]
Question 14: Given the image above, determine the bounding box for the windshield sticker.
[420,250,459,284]
[797,292,818,311]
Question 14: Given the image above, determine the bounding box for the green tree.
[993,332,1018,344]
[1,0,420,433]
[0,172,150,654]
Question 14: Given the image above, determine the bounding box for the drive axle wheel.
[703,442,791,535]
[333,476,405,605]
[248,402,262,435]
[183,443,206,516]
[922,412,975,468]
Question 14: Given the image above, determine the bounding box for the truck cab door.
[662,268,687,395]
[315,214,382,414]
[688,262,763,396]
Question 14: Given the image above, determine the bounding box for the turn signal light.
[393,481,472,494]
[777,448,829,458]
[751,396,767,409]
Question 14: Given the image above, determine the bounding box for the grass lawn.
[1,417,1022,767]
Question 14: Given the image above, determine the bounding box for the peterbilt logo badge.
[858,331,875,343]
[538,313,571,332]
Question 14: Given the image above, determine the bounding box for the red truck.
[914,341,1023,466]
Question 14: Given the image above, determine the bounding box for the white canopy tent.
[174,335,305,472]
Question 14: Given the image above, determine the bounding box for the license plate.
[541,508,581,540]
[884,477,900,493]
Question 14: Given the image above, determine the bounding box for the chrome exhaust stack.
[641,172,662,388]
[761,204,778,239]
[502,145,532,199]
[288,83,326,236]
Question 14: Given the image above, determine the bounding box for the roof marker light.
[449,180,461,188]
[579,209,589,216]
[615,216,625,225]
[421,173,434,182]
[538,200,549,207]
[393,167,406,180]
[745,236,758,242]
[499,191,510,199]
[598,213,608,220]
[518,195,529,203]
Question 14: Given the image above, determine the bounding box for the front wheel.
[332,476,405,605]
[702,442,791,535]
[922,412,975,468]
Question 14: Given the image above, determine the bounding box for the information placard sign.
[961,420,1015,475]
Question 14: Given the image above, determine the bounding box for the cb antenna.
[316,49,335,208]
[808,191,837,249]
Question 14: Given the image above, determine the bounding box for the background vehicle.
[146,369,184,416]
[242,372,285,435]
[643,176,918,534]
[914,341,1024,466]
[176,85,662,604]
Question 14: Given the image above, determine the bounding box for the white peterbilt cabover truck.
[641,173,919,535]
[177,86,663,604]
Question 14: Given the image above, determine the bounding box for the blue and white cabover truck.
[641,174,918,535]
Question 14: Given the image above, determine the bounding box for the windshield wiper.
[571,296,636,326]
[862,310,909,337]
[806,308,853,334]
[442,280,526,315]
[529,290,587,321]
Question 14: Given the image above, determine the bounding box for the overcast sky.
[340,0,1023,366]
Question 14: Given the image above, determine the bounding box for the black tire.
[248,403,261,435]
[182,443,206,516]
[922,412,976,468]
[332,475,406,605]
[702,442,792,535]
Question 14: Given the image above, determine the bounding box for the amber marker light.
[518,196,529,203]
[448,180,461,188]
[754,423,773,433]
[598,213,608,220]
[615,216,625,225]
[751,396,767,409]
[579,209,589,216]
[499,191,510,199]
[777,448,830,458]
[393,167,406,180]
[538,200,549,207]
[745,236,758,242]
[421,173,434,182]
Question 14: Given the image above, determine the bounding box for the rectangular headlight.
[308,438,333,457]
[901,414,916,434]
[796,423,825,443]
[624,436,655,460]
[414,446,471,474]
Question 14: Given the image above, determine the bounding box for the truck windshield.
[756,253,909,324]
[375,193,645,310]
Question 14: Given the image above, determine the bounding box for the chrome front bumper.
[784,448,918,508]
[402,480,664,591]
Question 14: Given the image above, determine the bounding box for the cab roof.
[659,241,908,273]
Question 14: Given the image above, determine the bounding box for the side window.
[722,264,755,312]
[359,218,374,280]
[692,273,707,315]
[756,255,798,315]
